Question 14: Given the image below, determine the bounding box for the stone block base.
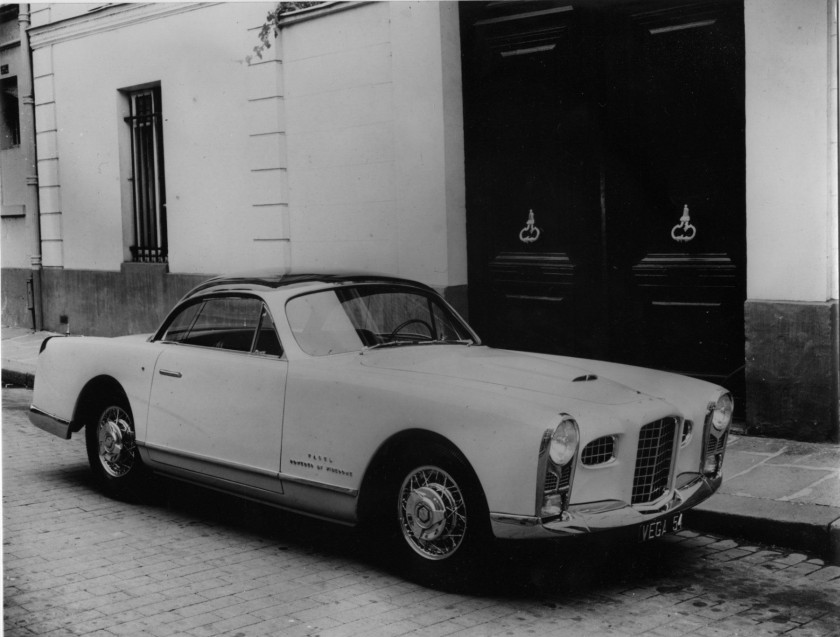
[745,299,839,442]
[2,266,206,337]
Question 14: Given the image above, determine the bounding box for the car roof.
[181,270,435,301]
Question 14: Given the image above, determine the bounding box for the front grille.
[632,417,677,504]
[706,430,728,455]
[544,462,572,493]
[581,436,616,465]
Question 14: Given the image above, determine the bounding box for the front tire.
[85,397,146,498]
[384,444,492,589]
[399,465,468,561]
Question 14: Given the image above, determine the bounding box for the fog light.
[541,493,567,519]
[704,453,722,476]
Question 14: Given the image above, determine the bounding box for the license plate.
[639,512,683,542]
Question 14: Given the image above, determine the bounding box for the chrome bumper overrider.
[29,406,72,440]
[490,473,721,540]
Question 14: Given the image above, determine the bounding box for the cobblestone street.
[4,386,840,637]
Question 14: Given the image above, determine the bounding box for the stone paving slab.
[721,464,835,500]
[687,434,840,563]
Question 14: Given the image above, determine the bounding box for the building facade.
[1,1,837,441]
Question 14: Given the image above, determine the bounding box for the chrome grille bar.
[707,430,728,455]
[544,462,572,493]
[632,417,677,504]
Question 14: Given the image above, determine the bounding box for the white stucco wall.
[282,1,467,289]
[745,0,839,302]
[32,2,281,273]
[29,1,467,288]
[0,217,29,267]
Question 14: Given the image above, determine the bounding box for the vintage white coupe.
[30,272,732,584]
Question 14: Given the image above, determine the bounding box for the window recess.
[125,87,167,263]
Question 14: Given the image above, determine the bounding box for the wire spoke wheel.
[398,466,467,560]
[96,405,136,478]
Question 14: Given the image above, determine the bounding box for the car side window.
[160,301,202,344]
[159,296,286,356]
[254,306,283,357]
[186,297,262,352]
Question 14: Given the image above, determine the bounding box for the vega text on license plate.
[639,512,683,542]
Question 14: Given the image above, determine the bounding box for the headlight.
[710,393,733,431]
[549,415,579,466]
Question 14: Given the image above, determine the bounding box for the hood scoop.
[573,374,598,382]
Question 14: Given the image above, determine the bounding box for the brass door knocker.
[519,209,541,244]
[671,205,697,243]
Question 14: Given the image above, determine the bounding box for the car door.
[145,295,287,493]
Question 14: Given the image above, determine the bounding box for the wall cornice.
[247,1,372,31]
[28,3,220,49]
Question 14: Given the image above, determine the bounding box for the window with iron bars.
[125,88,167,263]
[1,77,20,149]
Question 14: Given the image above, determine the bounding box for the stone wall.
[745,300,839,442]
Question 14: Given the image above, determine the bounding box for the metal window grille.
[126,88,167,263]
[1,78,20,149]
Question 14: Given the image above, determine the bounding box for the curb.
[685,495,840,565]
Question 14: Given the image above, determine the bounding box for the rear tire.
[85,396,146,498]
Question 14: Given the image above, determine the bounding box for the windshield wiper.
[362,338,473,353]
[362,340,418,352]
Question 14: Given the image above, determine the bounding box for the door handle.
[158,369,182,378]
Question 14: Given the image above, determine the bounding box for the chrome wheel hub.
[399,466,467,560]
[97,407,135,478]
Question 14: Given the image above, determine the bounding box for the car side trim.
[29,406,72,440]
[140,442,359,497]
[279,473,359,497]
[142,441,280,479]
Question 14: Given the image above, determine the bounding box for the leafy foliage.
[249,2,326,61]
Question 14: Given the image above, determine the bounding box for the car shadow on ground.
[26,458,691,598]
[131,475,690,598]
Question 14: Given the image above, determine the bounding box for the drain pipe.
[19,4,43,331]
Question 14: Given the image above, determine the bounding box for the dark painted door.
[460,0,745,394]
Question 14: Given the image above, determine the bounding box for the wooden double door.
[460,0,746,393]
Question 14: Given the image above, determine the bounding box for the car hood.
[359,345,656,406]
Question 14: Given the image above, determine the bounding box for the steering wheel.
[387,319,434,342]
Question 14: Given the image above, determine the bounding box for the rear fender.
[30,336,163,441]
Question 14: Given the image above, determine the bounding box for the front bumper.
[490,472,720,540]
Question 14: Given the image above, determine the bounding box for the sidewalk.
[1,326,58,388]
[3,326,839,564]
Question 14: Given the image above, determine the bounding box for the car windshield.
[286,285,475,356]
